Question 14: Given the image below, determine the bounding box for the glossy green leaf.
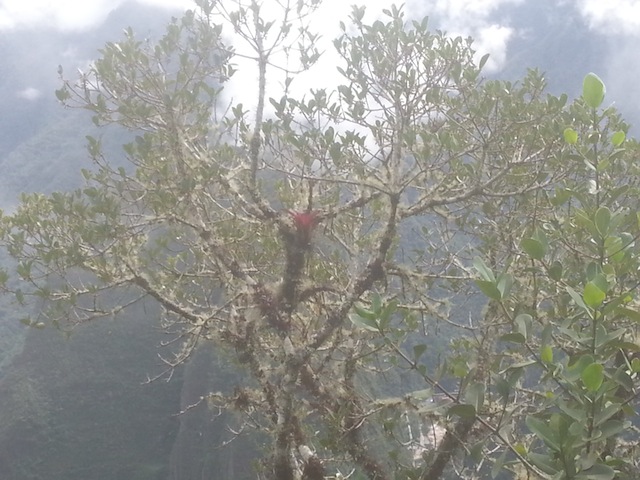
[540,345,553,364]
[564,127,578,144]
[611,130,625,147]
[583,73,605,109]
[581,363,604,392]
[583,282,606,308]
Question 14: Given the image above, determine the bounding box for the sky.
[2,0,640,121]
[2,0,639,76]
[3,0,640,39]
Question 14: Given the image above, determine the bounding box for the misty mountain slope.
[0,304,183,480]
[0,0,181,162]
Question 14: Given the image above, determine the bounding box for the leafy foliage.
[2,1,640,479]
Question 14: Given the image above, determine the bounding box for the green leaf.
[500,333,526,344]
[475,280,502,300]
[598,419,625,440]
[478,53,490,71]
[469,440,485,462]
[413,344,427,361]
[515,313,532,339]
[583,73,605,109]
[617,306,640,322]
[604,236,625,263]
[558,401,586,423]
[526,416,561,452]
[473,256,495,282]
[566,354,595,381]
[548,261,563,281]
[55,87,70,102]
[491,451,507,479]
[528,452,560,475]
[590,272,609,294]
[495,378,511,401]
[612,367,634,392]
[594,206,611,238]
[520,228,549,260]
[379,298,397,328]
[540,345,553,363]
[567,286,589,312]
[583,282,606,308]
[575,463,615,480]
[465,382,485,411]
[353,304,376,320]
[521,238,545,260]
[611,130,625,147]
[348,313,378,332]
[594,403,622,427]
[581,363,604,392]
[370,292,382,314]
[564,127,578,144]
[448,404,476,418]
[496,273,513,299]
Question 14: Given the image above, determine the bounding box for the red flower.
[288,210,320,234]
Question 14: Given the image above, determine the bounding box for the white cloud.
[16,87,42,100]
[0,0,519,74]
[0,0,189,31]
[0,0,122,30]
[416,0,523,72]
[474,24,514,71]
[576,0,640,36]
[219,0,402,108]
[222,0,520,110]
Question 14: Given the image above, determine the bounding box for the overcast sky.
[3,1,639,36]
[2,0,639,72]
[2,0,640,121]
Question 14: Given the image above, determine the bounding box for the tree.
[2,1,639,479]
